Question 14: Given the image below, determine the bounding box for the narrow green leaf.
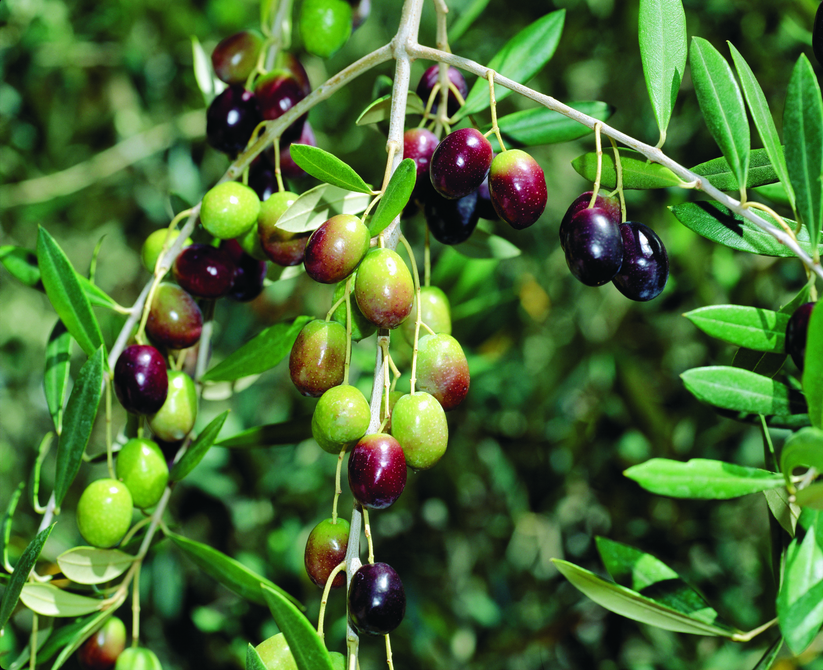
[355,93,425,126]
[803,295,823,428]
[217,417,313,448]
[454,229,521,259]
[43,609,113,670]
[785,54,823,255]
[168,532,303,609]
[780,427,823,478]
[0,246,40,287]
[246,643,269,670]
[54,346,105,508]
[684,305,789,352]
[729,43,795,209]
[731,348,786,379]
[485,101,614,149]
[778,523,823,654]
[460,10,565,116]
[0,523,55,632]
[19,584,102,617]
[571,150,686,189]
[170,410,229,482]
[36,228,105,358]
[690,148,779,191]
[552,559,737,636]
[77,276,121,311]
[681,366,804,416]
[624,458,784,499]
[191,36,214,104]
[670,202,821,257]
[596,538,721,624]
[202,316,312,382]
[29,433,53,511]
[368,159,416,236]
[56,547,134,585]
[689,37,750,192]
[275,184,371,234]
[1,483,24,572]
[449,0,493,42]
[638,0,687,137]
[260,584,334,670]
[752,637,783,670]
[289,145,372,194]
[45,320,72,434]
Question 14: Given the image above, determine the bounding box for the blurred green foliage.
[1,0,821,668]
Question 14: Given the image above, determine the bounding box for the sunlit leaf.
[780,427,823,478]
[803,294,823,428]
[45,320,72,434]
[217,417,313,448]
[289,145,372,194]
[29,433,52,512]
[246,644,269,670]
[681,366,804,416]
[355,93,425,126]
[486,101,614,149]
[571,150,685,189]
[624,458,784,499]
[684,305,789,352]
[202,316,312,382]
[1,482,24,573]
[460,10,565,116]
[690,148,778,191]
[170,410,229,482]
[168,531,303,608]
[729,43,795,209]
[0,245,40,287]
[56,547,135,585]
[261,584,334,670]
[552,559,737,636]
[785,54,823,255]
[54,346,105,508]
[275,184,371,233]
[191,36,213,104]
[778,517,823,654]
[36,228,105,358]
[368,158,416,236]
[795,482,823,510]
[689,37,749,193]
[19,584,103,617]
[0,523,54,630]
[638,0,687,138]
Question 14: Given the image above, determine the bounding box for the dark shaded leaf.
[0,523,55,633]
[217,417,313,448]
[45,320,72,434]
[170,411,229,482]
[355,93,425,126]
[261,585,334,670]
[803,293,823,428]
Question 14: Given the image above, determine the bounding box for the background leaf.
[368,158,416,236]
[217,417,313,448]
[1,483,25,572]
[689,37,749,192]
[0,523,55,632]
[168,532,303,608]
[289,145,372,194]
[624,458,784,499]
[44,320,71,434]
[36,228,105,358]
[785,54,823,255]
[0,246,41,287]
[355,93,425,126]
[460,10,565,116]
[571,150,685,189]
[803,300,823,428]
[53,346,105,508]
[456,228,521,260]
[729,42,795,209]
[170,410,229,481]
[485,101,614,149]
[690,148,778,191]
[684,305,788,352]
[260,585,334,670]
[681,365,804,416]
[638,0,687,138]
[202,316,312,382]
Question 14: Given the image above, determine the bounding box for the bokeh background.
[1,0,820,668]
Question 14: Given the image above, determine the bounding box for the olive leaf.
[289,145,373,194]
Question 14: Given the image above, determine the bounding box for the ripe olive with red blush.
[114,344,168,415]
[786,302,816,371]
[211,31,263,85]
[559,191,621,252]
[348,562,406,636]
[429,128,493,200]
[354,248,414,329]
[348,434,407,509]
[289,319,347,397]
[415,333,469,411]
[563,207,624,286]
[488,149,547,229]
[146,283,202,350]
[416,65,468,117]
[403,128,439,195]
[304,517,350,588]
[254,69,308,143]
[611,222,668,302]
[206,85,262,156]
[303,214,370,284]
[77,616,127,670]
[173,244,236,299]
[424,188,480,245]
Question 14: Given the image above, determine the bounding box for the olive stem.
[317,561,347,638]
[588,123,603,209]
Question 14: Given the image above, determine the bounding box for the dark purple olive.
[206,85,262,157]
[611,222,668,301]
[786,302,816,371]
[476,176,498,220]
[564,207,624,286]
[559,191,621,252]
[348,434,406,509]
[429,128,493,200]
[348,562,406,636]
[424,187,479,245]
[416,65,468,117]
[173,244,236,299]
[220,240,267,302]
[254,69,308,143]
[114,345,169,415]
